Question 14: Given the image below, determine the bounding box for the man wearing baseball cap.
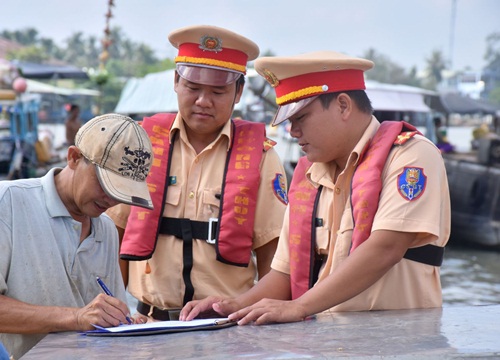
[181,51,450,324]
[0,113,154,359]
[107,25,287,322]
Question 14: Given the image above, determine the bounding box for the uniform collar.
[306,115,381,187]
[170,112,232,151]
[349,116,381,167]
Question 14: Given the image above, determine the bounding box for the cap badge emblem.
[199,35,223,52]
[262,69,279,87]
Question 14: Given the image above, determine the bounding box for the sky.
[1,0,499,73]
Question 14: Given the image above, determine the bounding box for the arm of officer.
[229,229,418,325]
[180,268,291,321]
[254,238,278,279]
[0,293,131,333]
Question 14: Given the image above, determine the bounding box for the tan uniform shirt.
[108,114,287,309]
[272,117,451,311]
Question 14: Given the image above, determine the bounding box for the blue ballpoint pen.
[96,277,132,324]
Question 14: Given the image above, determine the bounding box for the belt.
[137,301,181,321]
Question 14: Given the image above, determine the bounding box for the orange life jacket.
[288,121,443,299]
[120,113,267,267]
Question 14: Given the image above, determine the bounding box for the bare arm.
[116,225,129,287]
[231,230,419,325]
[254,238,278,280]
[0,293,131,333]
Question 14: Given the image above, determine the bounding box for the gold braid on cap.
[175,56,246,73]
[276,85,325,105]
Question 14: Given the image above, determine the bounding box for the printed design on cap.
[397,167,426,201]
[199,35,223,52]
[272,173,288,205]
[262,69,279,88]
[118,146,152,181]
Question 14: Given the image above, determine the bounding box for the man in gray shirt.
[0,113,154,359]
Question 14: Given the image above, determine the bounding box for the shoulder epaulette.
[263,137,277,152]
[394,131,419,145]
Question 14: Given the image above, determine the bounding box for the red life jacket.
[288,121,422,299]
[120,113,267,266]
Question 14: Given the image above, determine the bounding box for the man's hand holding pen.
[73,293,133,330]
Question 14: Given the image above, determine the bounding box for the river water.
[442,244,500,307]
[39,123,500,308]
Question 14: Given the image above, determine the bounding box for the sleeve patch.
[272,173,288,205]
[397,167,427,201]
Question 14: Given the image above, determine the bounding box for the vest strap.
[403,244,444,267]
[175,218,195,305]
[160,217,218,244]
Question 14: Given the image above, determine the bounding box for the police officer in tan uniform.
[107,25,287,321]
[181,51,451,324]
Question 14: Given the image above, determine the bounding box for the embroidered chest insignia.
[272,173,288,205]
[397,167,426,201]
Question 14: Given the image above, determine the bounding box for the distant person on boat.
[0,114,154,359]
[64,103,82,146]
[471,123,498,150]
[106,25,287,323]
[433,116,454,153]
[181,51,451,325]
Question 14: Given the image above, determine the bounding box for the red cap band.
[275,69,366,105]
[175,43,248,74]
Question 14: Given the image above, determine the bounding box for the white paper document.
[84,318,235,336]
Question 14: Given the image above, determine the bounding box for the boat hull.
[444,153,500,248]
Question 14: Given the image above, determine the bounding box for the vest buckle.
[207,218,218,244]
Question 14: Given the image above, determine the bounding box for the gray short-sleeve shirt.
[0,168,126,359]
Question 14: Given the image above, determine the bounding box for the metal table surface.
[21,305,500,359]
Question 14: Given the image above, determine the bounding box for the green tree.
[6,45,48,63]
[39,38,63,59]
[1,26,174,112]
[1,28,39,45]
[63,32,89,67]
[422,50,447,90]
[483,32,500,104]
[362,48,420,86]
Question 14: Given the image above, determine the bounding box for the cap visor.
[272,96,318,126]
[96,166,153,210]
[177,64,241,86]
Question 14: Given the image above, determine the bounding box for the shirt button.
[335,187,341,194]
[189,191,195,199]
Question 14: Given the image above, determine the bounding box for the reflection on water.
[441,244,500,306]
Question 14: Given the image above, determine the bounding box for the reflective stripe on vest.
[120,113,265,266]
